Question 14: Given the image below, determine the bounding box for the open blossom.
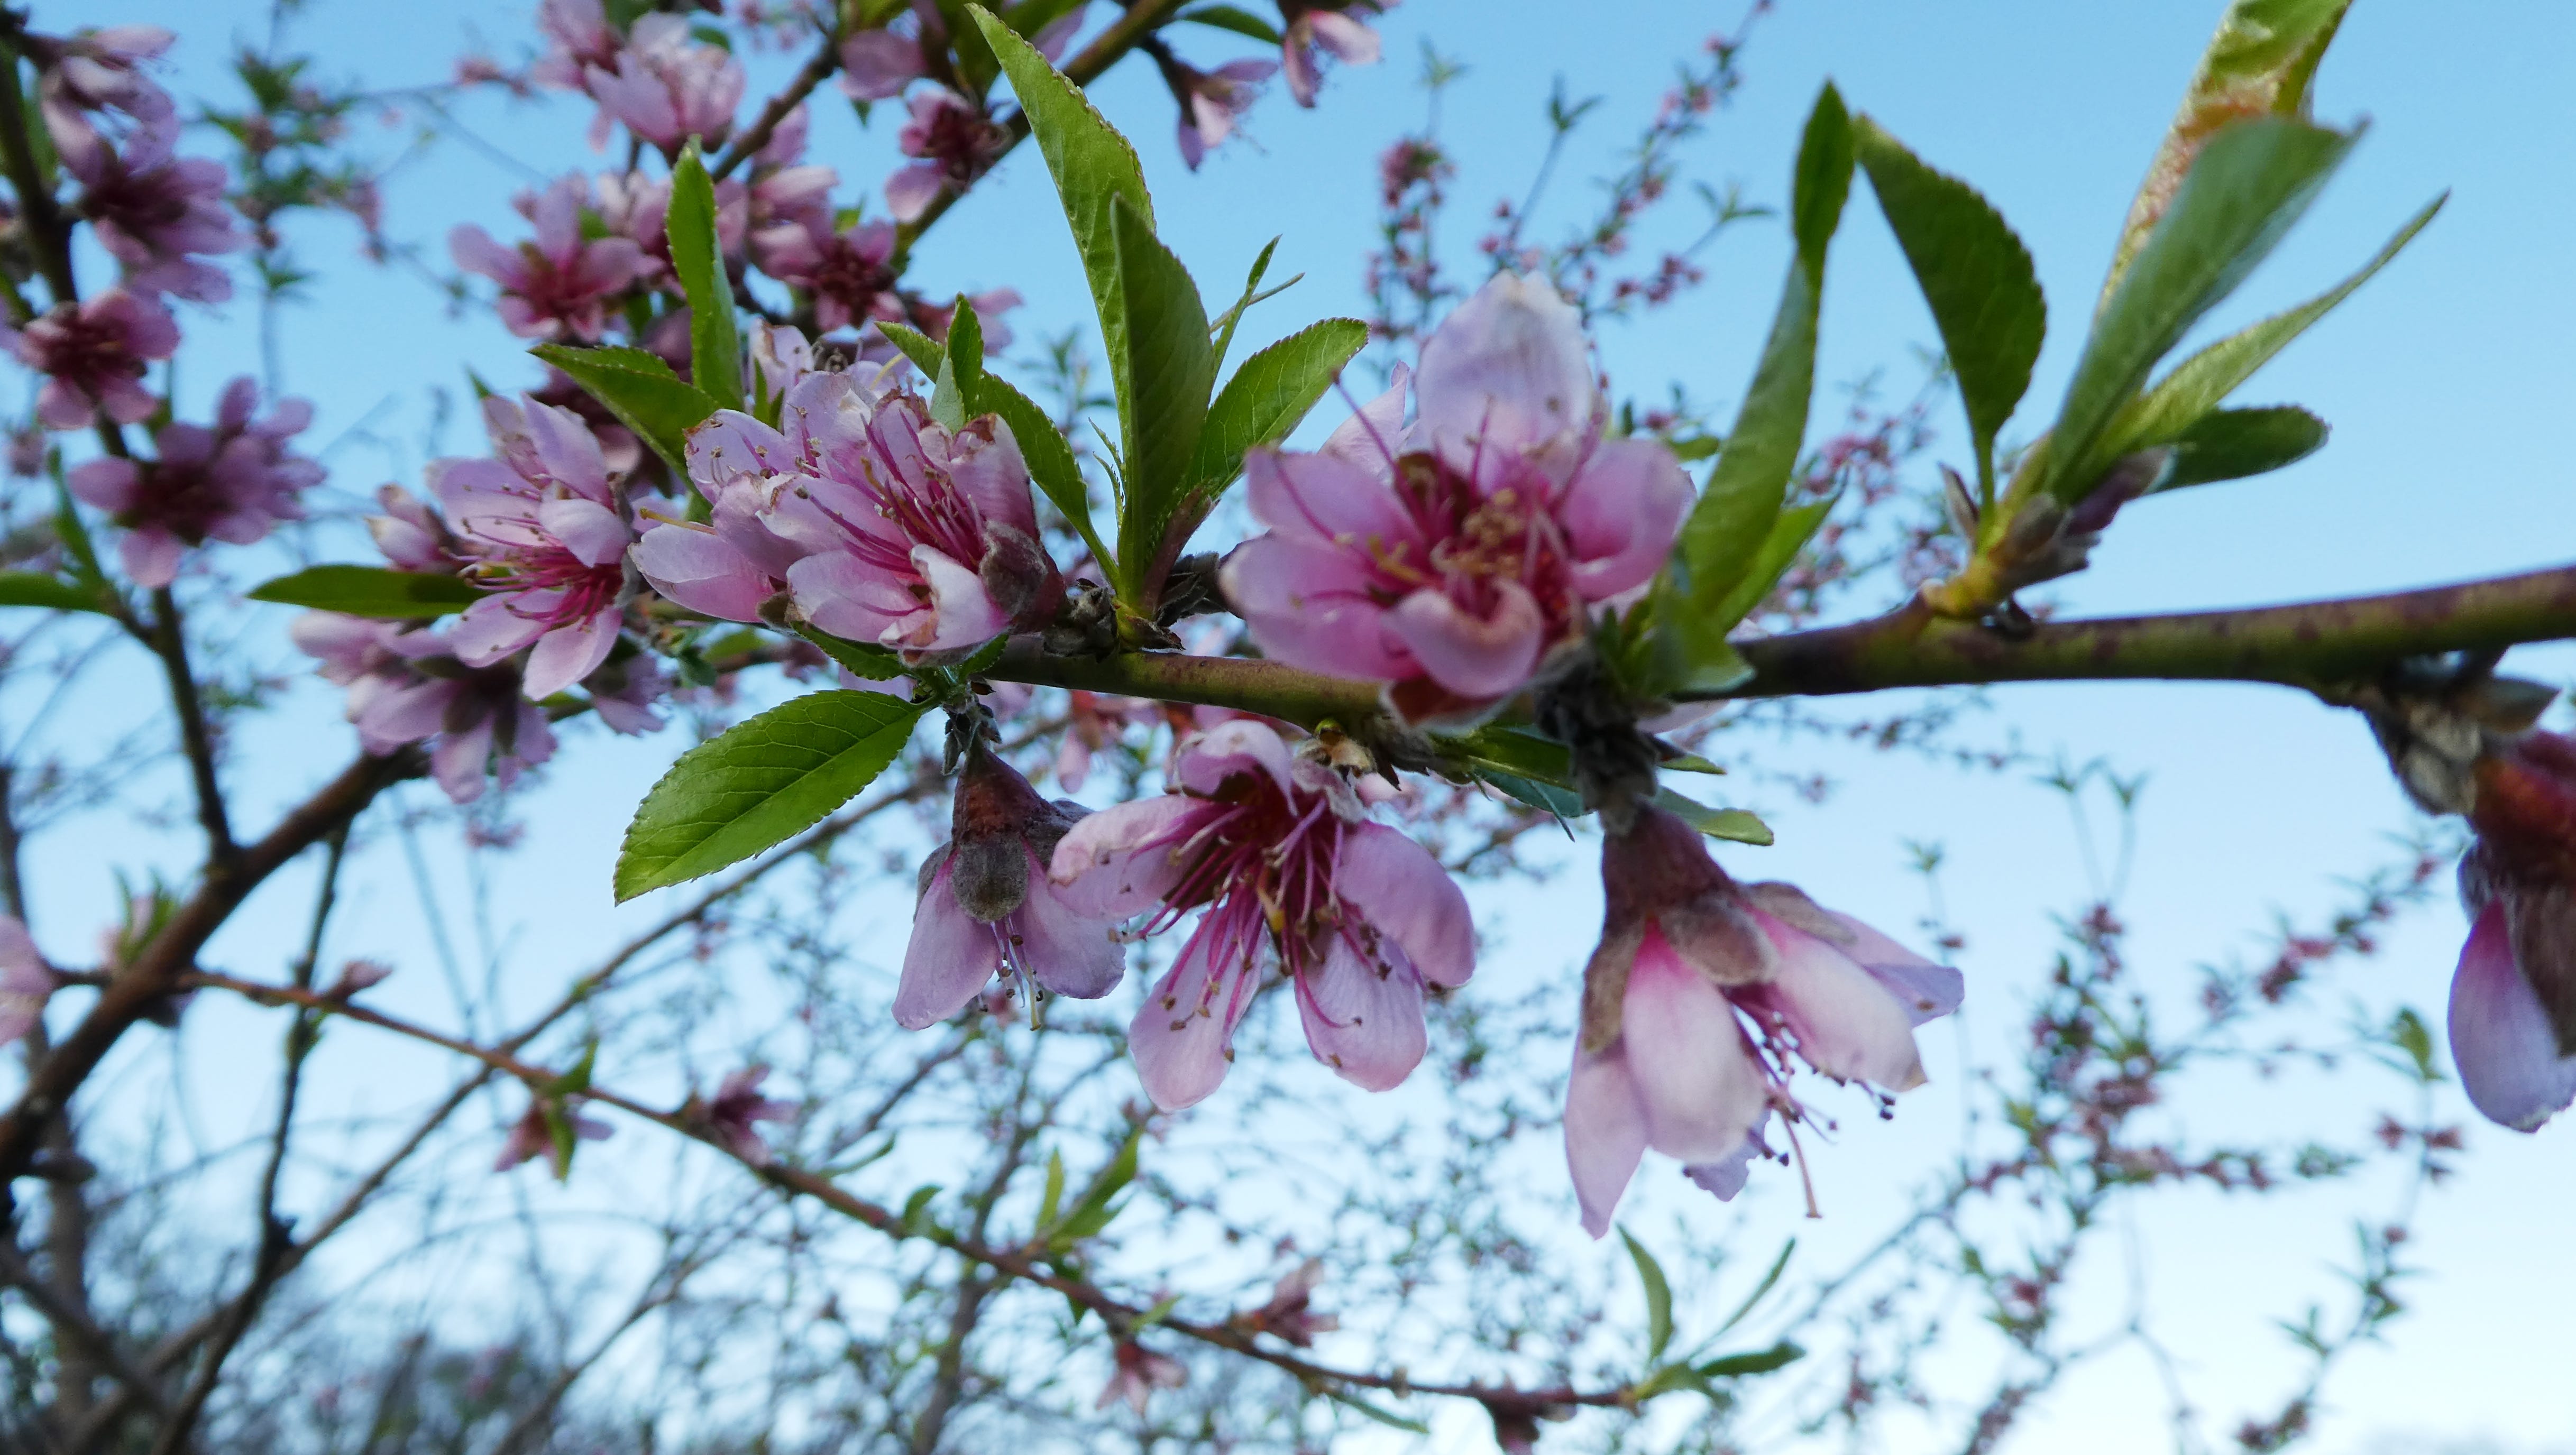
[2448,730,2576,1131]
[1234,1258,1339,1347]
[886,88,1010,224]
[839,22,926,102]
[67,376,319,587]
[496,1095,613,1174]
[750,214,903,334]
[1279,1,1390,106]
[0,916,55,1048]
[584,14,745,153]
[32,24,176,171]
[5,288,177,430]
[1155,54,1276,170]
[1096,1340,1187,1417]
[434,396,631,699]
[450,175,644,342]
[68,114,247,303]
[1565,804,1961,1236]
[294,612,561,803]
[1049,720,1475,1109]
[530,0,620,90]
[897,743,1123,1028]
[744,105,837,241]
[633,371,1063,662]
[686,1066,796,1164]
[1219,272,1690,725]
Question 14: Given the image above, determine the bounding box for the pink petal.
[1298,935,1426,1092]
[909,544,1009,653]
[895,857,1001,1029]
[1127,924,1251,1111]
[884,162,945,224]
[1386,581,1545,701]
[67,457,141,512]
[431,715,494,803]
[538,497,630,567]
[1016,869,1127,1001]
[838,30,924,102]
[944,422,1038,541]
[1414,272,1598,459]
[449,223,525,287]
[449,592,549,666]
[1220,536,1410,682]
[522,606,621,698]
[1306,10,1381,65]
[2449,900,2576,1131]
[1334,821,1474,988]
[117,529,185,588]
[1243,446,1426,552]
[1684,1123,1769,1203]
[632,523,774,621]
[1559,437,1690,602]
[1564,1046,1648,1238]
[1620,934,1770,1162]
[1049,794,1198,918]
[785,551,913,644]
[1172,719,1296,799]
[1751,917,1928,1091]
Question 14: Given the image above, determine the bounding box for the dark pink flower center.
[793,409,989,591]
[1145,769,1353,985]
[1359,450,1578,624]
[473,541,622,630]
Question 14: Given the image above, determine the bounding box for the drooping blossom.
[4,288,177,430]
[66,376,319,587]
[584,651,671,735]
[67,114,247,302]
[685,1065,796,1164]
[1563,804,1961,1236]
[0,916,56,1048]
[583,14,745,153]
[750,214,904,334]
[1049,720,1475,1109]
[1218,271,1691,725]
[449,175,645,342]
[885,88,1010,224]
[1150,50,1276,170]
[632,372,1064,662]
[1096,1340,1187,1417]
[294,611,562,804]
[2447,730,2576,1131]
[897,741,1123,1029]
[30,24,176,172]
[1279,1,1390,107]
[496,1094,613,1174]
[530,0,621,90]
[434,395,632,698]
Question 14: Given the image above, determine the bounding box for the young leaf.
[1700,494,1835,640]
[1853,116,2045,500]
[1654,790,1773,846]
[876,319,947,380]
[1208,236,1281,371]
[792,623,907,680]
[668,143,745,411]
[2101,0,2354,307]
[0,570,111,614]
[1480,771,1584,819]
[2042,116,2356,504]
[940,295,988,430]
[1108,196,1217,603]
[1695,1340,1805,1379]
[977,370,1111,568]
[1322,1389,1431,1435]
[2155,404,2326,490]
[969,5,1154,427]
[1187,317,1368,505]
[1714,1237,1796,1336]
[532,344,720,477]
[247,565,486,618]
[2098,193,2440,460]
[615,689,926,900]
[1656,84,1852,687]
[1619,1228,1677,1362]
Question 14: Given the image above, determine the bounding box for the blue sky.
[31,1,2576,1450]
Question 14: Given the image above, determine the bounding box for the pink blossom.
[1096,1340,1187,1417]
[1280,2,1390,107]
[1055,690,1150,791]
[434,395,632,699]
[838,24,926,102]
[749,214,903,334]
[66,114,247,303]
[1049,720,1475,1109]
[583,14,745,153]
[294,611,562,803]
[530,0,621,90]
[585,652,671,735]
[687,1065,796,1164]
[4,288,177,430]
[897,742,1124,1028]
[1564,804,1960,1236]
[2447,730,2576,1130]
[31,24,176,174]
[635,372,1062,662]
[744,106,837,241]
[66,376,319,587]
[1236,1258,1339,1347]
[496,1095,613,1174]
[0,916,56,1049]
[1218,272,1690,725]
[449,175,645,342]
[885,88,1010,224]
[1152,52,1276,170]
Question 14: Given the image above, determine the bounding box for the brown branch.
[0,34,78,307]
[709,21,844,181]
[142,589,236,863]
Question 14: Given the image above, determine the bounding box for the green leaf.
[2389,1007,2439,1082]
[938,0,1003,96]
[1108,196,1217,602]
[0,570,109,614]
[615,690,925,900]
[668,143,745,412]
[1619,1228,1677,1361]
[1656,84,1851,686]
[876,319,947,380]
[1654,790,1773,846]
[1177,3,1283,45]
[1322,1389,1429,1435]
[2100,194,2440,461]
[1481,771,1583,818]
[2042,116,2357,504]
[970,5,1154,435]
[246,565,487,618]
[50,477,103,586]
[933,297,986,433]
[1702,495,1835,639]
[1714,1237,1796,1336]
[2101,0,2354,307]
[2152,404,2326,490]
[1695,1340,1804,1379]
[901,1182,944,1233]
[792,623,907,680]
[978,371,1110,568]
[1036,1148,1067,1230]
[1188,317,1367,506]
[1853,116,2045,498]
[1209,237,1281,371]
[1049,1127,1140,1245]
[532,344,720,478]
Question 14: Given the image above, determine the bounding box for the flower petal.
[2449,900,2576,1131]
[632,522,774,622]
[1220,536,1410,683]
[1564,1045,1649,1238]
[1386,581,1545,701]
[1015,872,1127,1001]
[522,606,621,699]
[1127,923,1252,1111]
[538,496,630,567]
[1414,271,1597,459]
[895,857,1003,1029]
[1560,436,1691,602]
[1298,935,1427,1092]
[1173,718,1296,799]
[1334,821,1475,988]
[1620,934,1770,1163]
[1244,445,1426,553]
[1753,917,1928,1091]
[1049,794,1198,918]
